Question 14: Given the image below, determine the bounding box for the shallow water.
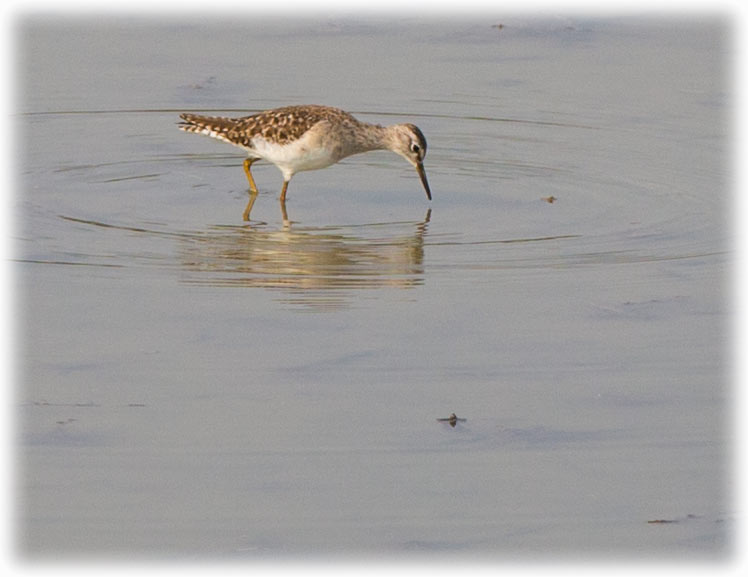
[14,16,731,558]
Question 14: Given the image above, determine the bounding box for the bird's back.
[179,105,360,152]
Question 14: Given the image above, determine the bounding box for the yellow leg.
[243,158,259,193]
[280,198,289,225]
[279,180,289,203]
[279,181,290,224]
[242,189,258,222]
[241,158,260,222]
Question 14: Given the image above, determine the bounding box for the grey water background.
[14,16,731,558]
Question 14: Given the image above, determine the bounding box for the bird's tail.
[178,113,242,146]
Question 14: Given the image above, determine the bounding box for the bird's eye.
[411,143,421,154]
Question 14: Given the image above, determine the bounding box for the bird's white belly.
[251,135,339,180]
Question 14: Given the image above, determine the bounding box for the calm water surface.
[15,16,730,558]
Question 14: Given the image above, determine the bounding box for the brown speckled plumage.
[178,104,430,221]
[179,105,367,149]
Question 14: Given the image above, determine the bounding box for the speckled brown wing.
[228,105,359,147]
[179,105,360,152]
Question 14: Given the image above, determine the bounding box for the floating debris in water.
[55,418,77,426]
[647,514,700,524]
[437,413,466,427]
[542,196,557,203]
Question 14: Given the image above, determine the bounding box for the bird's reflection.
[178,209,431,310]
[243,189,291,225]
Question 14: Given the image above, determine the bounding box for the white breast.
[251,131,340,181]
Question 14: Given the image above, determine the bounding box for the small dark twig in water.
[437,413,467,427]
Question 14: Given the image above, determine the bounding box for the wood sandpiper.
[178,104,431,221]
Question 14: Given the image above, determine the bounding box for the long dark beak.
[416,162,432,200]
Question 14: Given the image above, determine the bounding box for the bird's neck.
[350,122,393,153]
